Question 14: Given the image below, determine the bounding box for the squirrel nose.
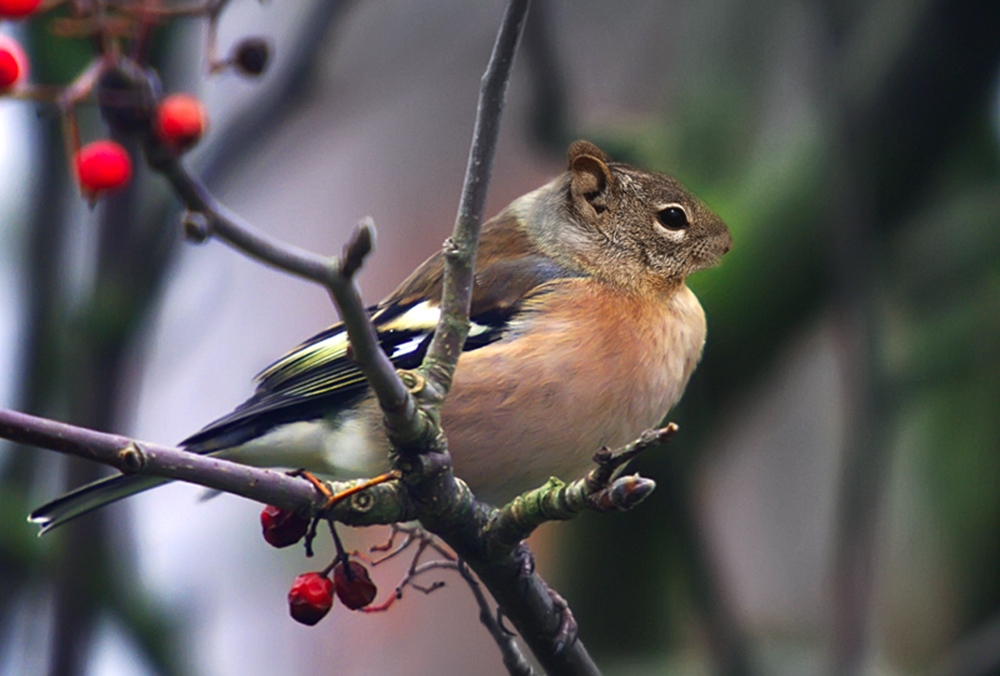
[716,225,733,254]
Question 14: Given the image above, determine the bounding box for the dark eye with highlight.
[657,206,689,230]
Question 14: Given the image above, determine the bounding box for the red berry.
[0,36,28,92]
[260,504,309,548]
[288,572,334,626]
[75,140,132,196]
[0,0,41,19]
[332,560,378,610]
[154,93,206,152]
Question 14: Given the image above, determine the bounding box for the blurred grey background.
[1,0,999,675]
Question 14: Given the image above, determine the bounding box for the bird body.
[30,141,731,532]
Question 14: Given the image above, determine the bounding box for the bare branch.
[359,527,536,676]
[421,0,532,393]
[0,408,322,513]
[2,405,427,530]
[144,150,417,434]
[459,561,538,676]
[361,560,456,613]
[340,220,375,278]
[151,154,333,282]
[488,426,672,551]
[585,424,677,491]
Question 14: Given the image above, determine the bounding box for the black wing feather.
[182,256,583,452]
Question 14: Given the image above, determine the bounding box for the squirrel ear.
[567,141,614,214]
[567,140,611,167]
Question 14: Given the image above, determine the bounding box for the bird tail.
[27,473,169,535]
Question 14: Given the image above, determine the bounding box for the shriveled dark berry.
[260,504,310,548]
[233,38,270,77]
[332,560,378,610]
[96,61,162,133]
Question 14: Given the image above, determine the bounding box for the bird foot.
[291,469,401,511]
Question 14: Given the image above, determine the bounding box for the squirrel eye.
[657,206,689,230]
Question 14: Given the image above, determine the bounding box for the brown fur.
[385,213,544,315]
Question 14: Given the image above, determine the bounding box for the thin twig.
[145,154,416,432]
[487,425,670,551]
[411,3,605,671]
[420,0,531,395]
[0,408,323,514]
[458,561,537,676]
[362,526,417,564]
[586,423,677,490]
[362,525,458,568]
[361,560,459,613]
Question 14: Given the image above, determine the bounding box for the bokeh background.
[2,1,999,674]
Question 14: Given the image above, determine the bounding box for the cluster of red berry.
[7,0,369,627]
[261,505,380,626]
[73,92,206,192]
[1,0,268,200]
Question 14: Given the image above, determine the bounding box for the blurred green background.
[1,1,999,674]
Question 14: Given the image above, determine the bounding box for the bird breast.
[442,279,707,503]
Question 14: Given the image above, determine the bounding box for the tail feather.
[28,473,169,535]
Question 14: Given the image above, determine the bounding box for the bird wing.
[181,218,583,450]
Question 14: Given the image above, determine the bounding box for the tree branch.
[0,408,324,513]
[3,397,644,673]
[489,426,672,553]
[459,560,538,676]
[145,150,420,438]
[421,0,531,396]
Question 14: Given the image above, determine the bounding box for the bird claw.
[513,542,535,576]
[290,469,401,511]
[289,469,335,505]
[547,585,578,655]
[512,543,577,654]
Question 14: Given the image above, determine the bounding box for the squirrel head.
[529,140,731,291]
